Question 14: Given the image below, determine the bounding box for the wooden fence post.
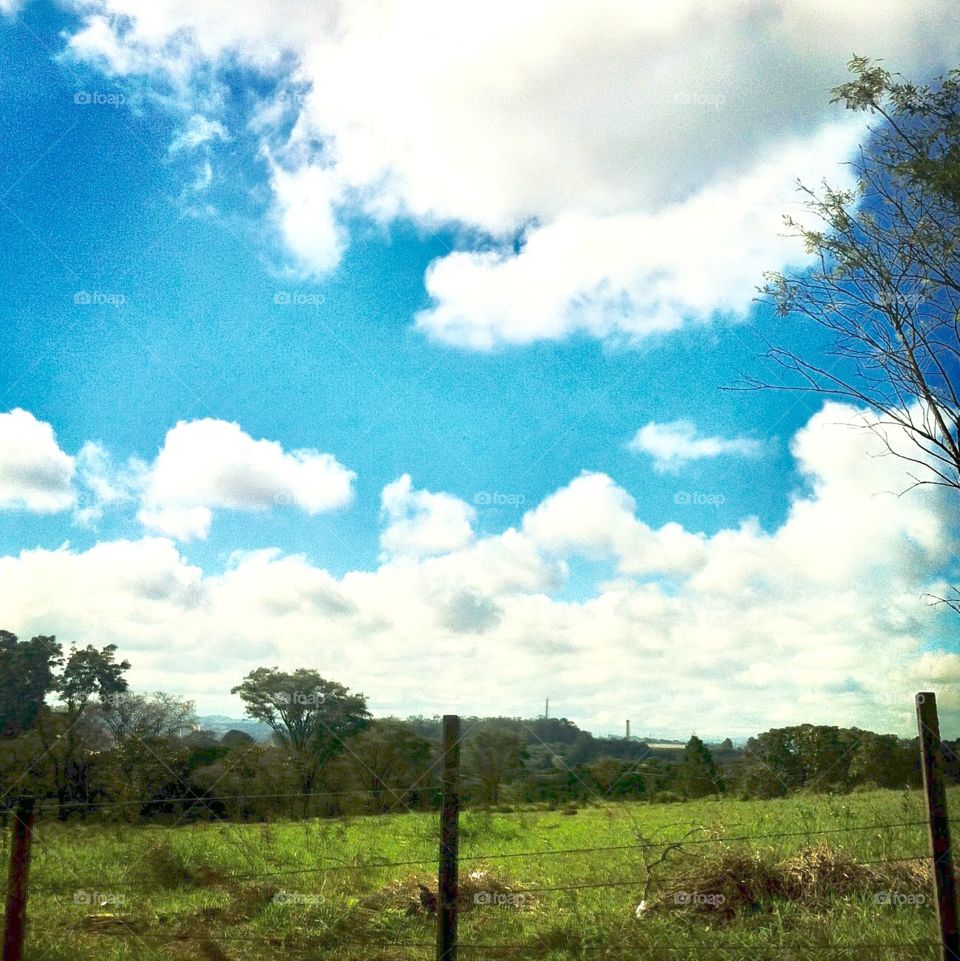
[3,797,35,961]
[437,715,460,961]
[917,692,960,961]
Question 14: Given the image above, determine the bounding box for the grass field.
[7,787,954,960]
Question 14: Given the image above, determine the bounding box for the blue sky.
[0,0,958,737]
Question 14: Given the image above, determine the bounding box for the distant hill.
[197,715,273,741]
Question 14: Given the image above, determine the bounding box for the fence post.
[437,714,460,961]
[917,692,960,961]
[3,797,35,961]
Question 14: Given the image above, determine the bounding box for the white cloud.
[523,471,708,577]
[628,419,763,473]
[137,418,355,541]
[1,403,955,735]
[413,123,863,347]
[169,114,227,154]
[73,440,136,526]
[380,474,475,559]
[0,409,75,512]
[267,157,345,276]
[61,0,960,343]
[137,505,214,542]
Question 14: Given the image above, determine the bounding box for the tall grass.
[6,787,951,960]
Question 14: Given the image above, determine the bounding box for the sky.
[1,0,959,738]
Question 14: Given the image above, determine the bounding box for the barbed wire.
[30,824,935,894]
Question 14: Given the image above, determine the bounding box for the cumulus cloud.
[0,409,75,512]
[380,474,475,559]
[137,418,355,541]
[415,123,864,347]
[628,420,764,473]
[59,0,960,343]
[1,403,956,735]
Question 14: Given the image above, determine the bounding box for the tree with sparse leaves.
[753,57,960,608]
[463,724,528,806]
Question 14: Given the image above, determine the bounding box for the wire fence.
[2,700,958,960]
[3,792,950,958]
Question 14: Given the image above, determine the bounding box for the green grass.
[5,788,952,960]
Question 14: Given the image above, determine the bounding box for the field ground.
[6,787,956,960]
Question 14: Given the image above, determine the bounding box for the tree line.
[0,631,940,822]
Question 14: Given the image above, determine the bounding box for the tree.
[231,668,370,815]
[752,59,960,604]
[676,736,723,798]
[0,631,62,737]
[0,631,62,809]
[463,725,528,806]
[848,731,917,788]
[221,729,256,750]
[40,643,130,817]
[97,692,196,817]
[344,720,433,811]
[100,691,195,743]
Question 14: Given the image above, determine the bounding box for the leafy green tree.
[848,731,917,788]
[231,668,370,814]
[40,643,130,817]
[0,631,63,807]
[0,631,62,737]
[676,735,723,798]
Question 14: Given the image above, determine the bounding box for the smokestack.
[626,719,631,740]
[545,698,550,719]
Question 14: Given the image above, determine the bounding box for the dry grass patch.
[649,844,931,922]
